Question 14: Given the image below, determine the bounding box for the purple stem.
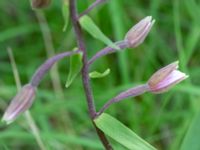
[79,0,107,19]
[69,0,113,149]
[98,84,150,116]
[69,0,96,118]
[88,40,129,65]
[30,50,80,87]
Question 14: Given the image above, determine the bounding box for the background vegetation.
[0,0,200,149]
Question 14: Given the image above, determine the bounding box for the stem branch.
[79,0,107,19]
[30,50,79,87]
[88,40,129,65]
[98,84,149,116]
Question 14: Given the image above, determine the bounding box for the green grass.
[0,0,200,149]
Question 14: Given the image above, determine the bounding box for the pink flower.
[2,84,36,124]
[125,16,155,48]
[148,61,188,93]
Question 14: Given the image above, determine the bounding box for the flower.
[125,16,155,48]
[2,84,36,124]
[147,61,188,93]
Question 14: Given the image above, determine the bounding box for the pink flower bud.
[125,16,155,48]
[147,61,188,93]
[2,84,36,124]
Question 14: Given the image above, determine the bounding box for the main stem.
[69,0,96,118]
[69,1,113,149]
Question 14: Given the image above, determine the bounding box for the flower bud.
[31,0,51,9]
[2,84,36,124]
[125,16,155,48]
[147,61,188,93]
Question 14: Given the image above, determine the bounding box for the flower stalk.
[98,61,188,116]
[88,40,129,65]
[2,50,79,124]
[31,50,80,87]
[88,16,155,66]
[98,84,149,116]
[79,0,107,19]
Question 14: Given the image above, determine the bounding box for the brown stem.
[69,0,113,149]
[93,122,113,150]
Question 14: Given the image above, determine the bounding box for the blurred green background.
[0,0,200,149]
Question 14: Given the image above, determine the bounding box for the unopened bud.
[31,0,51,9]
[2,84,36,124]
[148,61,188,93]
[125,16,155,48]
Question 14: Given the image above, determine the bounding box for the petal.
[2,84,36,124]
[150,70,188,93]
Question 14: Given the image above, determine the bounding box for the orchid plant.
[2,0,188,149]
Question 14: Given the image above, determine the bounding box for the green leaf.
[94,113,157,150]
[65,51,83,88]
[62,0,69,32]
[79,15,119,50]
[89,68,110,78]
[180,111,200,150]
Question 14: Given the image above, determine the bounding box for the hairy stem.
[35,10,64,98]
[88,40,129,65]
[98,84,149,116]
[30,50,79,87]
[69,0,113,149]
[69,0,96,118]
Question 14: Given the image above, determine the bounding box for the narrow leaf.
[79,15,119,49]
[89,68,110,78]
[62,0,69,32]
[65,51,83,88]
[180,111,200,150]
[94,113,157,150]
